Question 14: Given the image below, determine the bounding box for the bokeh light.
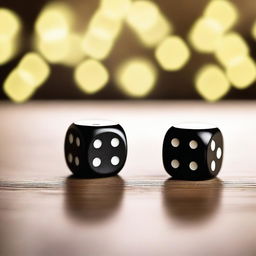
[252,21,256,40]
[35,2,74,41]
[155,36,190,71]
[99,0,132,20]
[3,52,50,102]
[36,32,85,66]
[74,59,109,94]
[126,1,172,48]
[89,10,122,39]
[226,56,256,89]
[204,0,238,32]
[0,39,17,65]
[215,32,249,67]
[137,15,172,48]
[60,34,85,67]
[3,69,35,103]
[34,2,74,63]
[82,30,114,60]
[0,8,21,65]
[0,8,21,40]
[195,64,230,102]
[35,2,73,41]
[35,37,70,63]
[189,0,256,96]
[35,11,69,41]
[1,0,256,102]
[189,17,224,53]
[126,1,160,32]
[82,10,123,60]
[116,58,158,97]
[17,52,50,88]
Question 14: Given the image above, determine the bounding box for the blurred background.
[0,0,256,101]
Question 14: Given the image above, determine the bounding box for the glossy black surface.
[162,125,223,180]
[64,120,127,177]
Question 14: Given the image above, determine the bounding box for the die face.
[206,131,223,177]
[88,129,127,175]
[163,125,223,180]
[64,125,85,176]
[74,119,118,127]
[64,120,127,177]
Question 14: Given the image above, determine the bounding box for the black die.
[162,123,224,180]
[64,120,127,177]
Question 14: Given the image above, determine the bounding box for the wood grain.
[0,101,256,256]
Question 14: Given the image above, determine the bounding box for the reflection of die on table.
[163,123,223,180]
[64,120,127,178]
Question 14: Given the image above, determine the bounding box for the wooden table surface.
[0,101,255,256]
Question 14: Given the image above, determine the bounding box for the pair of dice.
[64,120,223,180]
